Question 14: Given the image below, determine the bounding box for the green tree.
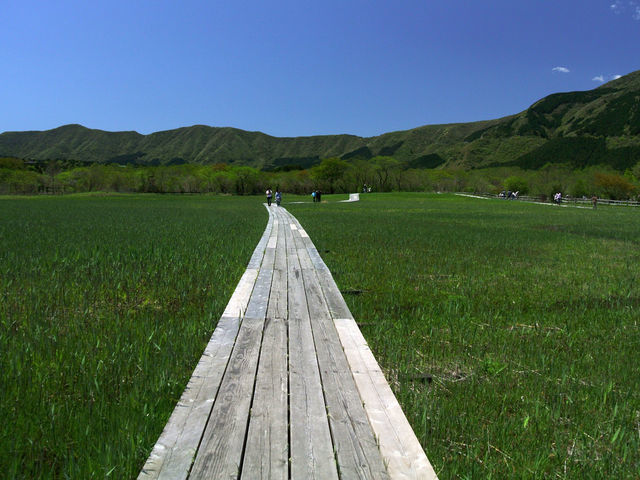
[311,157,350,193]
[371,156,401,192]
[234,166,261,195]
[594,172,637,199]
[504,175,529,194]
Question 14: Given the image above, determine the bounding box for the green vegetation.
[2,69,640,199]
[3,192,639,478]
[288,193,640,479]
[3,155,640,201]
[0,194,266,478]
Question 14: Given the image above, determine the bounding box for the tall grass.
[0,194,266,478]
[289,193,640,479]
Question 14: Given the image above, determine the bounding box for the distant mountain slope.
[1,69,639,170]
[0,124,368,168]
[462,70,640,169]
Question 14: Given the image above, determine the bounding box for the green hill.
[2,69,639,170]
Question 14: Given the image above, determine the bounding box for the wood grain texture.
[241,315,288,479]
[297,240,389,480]
[284,212,339,480]
[188,316,266,479]
[294,210,437,479]
[138,316,241,480]
[241,215,290,478]
[335,318,438,480]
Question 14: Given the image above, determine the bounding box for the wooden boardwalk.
[139,204,438,479]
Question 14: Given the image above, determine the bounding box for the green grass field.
[288,193,640,479]
[2,192,638,478]
[0,194,266,478]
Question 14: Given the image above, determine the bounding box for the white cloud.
[592,74,623,83]
[552,66,570,73]
[610,0,640,19]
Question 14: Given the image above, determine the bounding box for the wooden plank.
[188,316,266,478]
[267,214,288,320]
[273,216,288,273]
[316,269,353,320]
[301,264,389,480]
[222,268,259,318]
[139,207,274,480]
[241,215,289,478]
[244,246,275,320]
[138,316,241,480]
[247,206,274,269]
[241,315,288,479]
[189,219,275,478]
[335,318,438,480]
[294,210,437,479]
[283,210,339,480]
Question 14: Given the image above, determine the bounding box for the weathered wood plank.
[138,316,241,480]
[266,217,288,320]
[139,206,273,480]
[247,207,274,269]
[244,247,275,320]
[335,318,438,480]
[316,268,353,320]
[294,210,437,480]
[300,264,390,480]
[188,316,265,478]
[283,210,339,480]
[222,268,259,318]
[188,214,275,478]
[241,216,289,478]
[241,315,288,479]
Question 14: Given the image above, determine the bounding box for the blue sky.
[1,0,638,137]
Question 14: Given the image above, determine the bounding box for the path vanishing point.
[139,197,438,479]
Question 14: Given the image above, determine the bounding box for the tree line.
[1,156,639,200]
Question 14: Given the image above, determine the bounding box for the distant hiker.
[275,190,282,206]
[316,190,322,203]
[312,190,316,203]
[592,195,598,209]
[554,192,562,205]
[266,188,273,206]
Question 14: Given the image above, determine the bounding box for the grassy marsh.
[289,192,640,479]
[2,192,638,479]
[0,194,265,478]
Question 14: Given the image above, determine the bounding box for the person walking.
[266,188,273,206]
[275,190,282,206]
[592,195,598,209]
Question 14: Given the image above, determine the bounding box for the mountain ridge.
[2,69,639,170]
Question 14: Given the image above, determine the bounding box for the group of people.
[265,188,282,206]
[499,190,519,199]
[265,188,324,206]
